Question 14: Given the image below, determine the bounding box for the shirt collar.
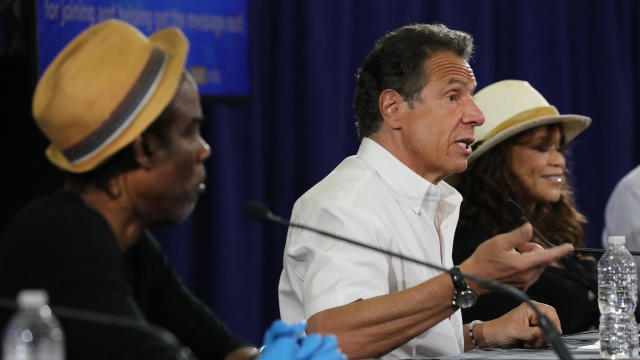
[357,138,462,214]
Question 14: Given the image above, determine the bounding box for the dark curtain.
[152,0,640,345]
[2,0,638,349]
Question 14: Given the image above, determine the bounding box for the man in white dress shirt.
[602,165,640,291]
[603,165,640,251]
[278,23,574,359]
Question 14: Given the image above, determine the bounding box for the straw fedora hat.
[468,80,591,162]
[32,19,189,173]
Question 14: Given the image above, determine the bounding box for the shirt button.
[587,290,595,301]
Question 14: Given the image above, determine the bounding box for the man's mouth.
[454,138,474,152]
[197,179,207,193]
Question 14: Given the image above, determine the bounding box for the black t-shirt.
[0,190,246,359]
[453,224,600,334]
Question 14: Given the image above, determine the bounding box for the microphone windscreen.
[504,199,525,221]
[243,201,271,221]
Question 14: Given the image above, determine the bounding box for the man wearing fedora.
[278,23,575,358]
[0,20,345,360]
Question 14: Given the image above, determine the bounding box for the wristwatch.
[449,266,477,309]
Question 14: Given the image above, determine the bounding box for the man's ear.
[379,89,404,130]
[132,136,155,169]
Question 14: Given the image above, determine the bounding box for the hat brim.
[45,27,189,173]
[468,114,591,162]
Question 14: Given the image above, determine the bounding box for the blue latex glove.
[297,334,344,360]
[259,320,346,360]
[262,320,306,348]
[260,320,305,360]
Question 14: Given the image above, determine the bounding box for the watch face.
[457,290,478,309]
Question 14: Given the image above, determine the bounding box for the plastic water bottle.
[2,290,65,360]
[598,236,639,359]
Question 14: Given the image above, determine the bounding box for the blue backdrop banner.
[36,0,249,96]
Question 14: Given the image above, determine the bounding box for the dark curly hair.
[354,23,474,139]
[455,124,587,247]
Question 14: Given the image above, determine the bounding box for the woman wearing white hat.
[451,80,597,334]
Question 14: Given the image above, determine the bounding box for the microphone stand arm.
[0,298,198,360]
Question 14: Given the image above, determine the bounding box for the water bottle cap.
[16,289,49,308]
[608,236,626,246]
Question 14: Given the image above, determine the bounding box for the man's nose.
[463,98,485,127]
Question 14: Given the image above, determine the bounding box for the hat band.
[62,47,169,165]
[481,106,560,143]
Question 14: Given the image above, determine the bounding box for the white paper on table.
[577,340,600,351]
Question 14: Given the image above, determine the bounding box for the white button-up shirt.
[603,165,640,251]
[602,165,640,284]
[279,137,464,358]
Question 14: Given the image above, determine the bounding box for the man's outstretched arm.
[307,224,573,359]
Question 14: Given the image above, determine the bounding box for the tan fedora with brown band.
[469,80,591,162]
[32,19,189,173]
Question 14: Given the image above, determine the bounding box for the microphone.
[504,199,640,256]
[0,296,197,360]
[243,201,574,360]
[243,201,283,224]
